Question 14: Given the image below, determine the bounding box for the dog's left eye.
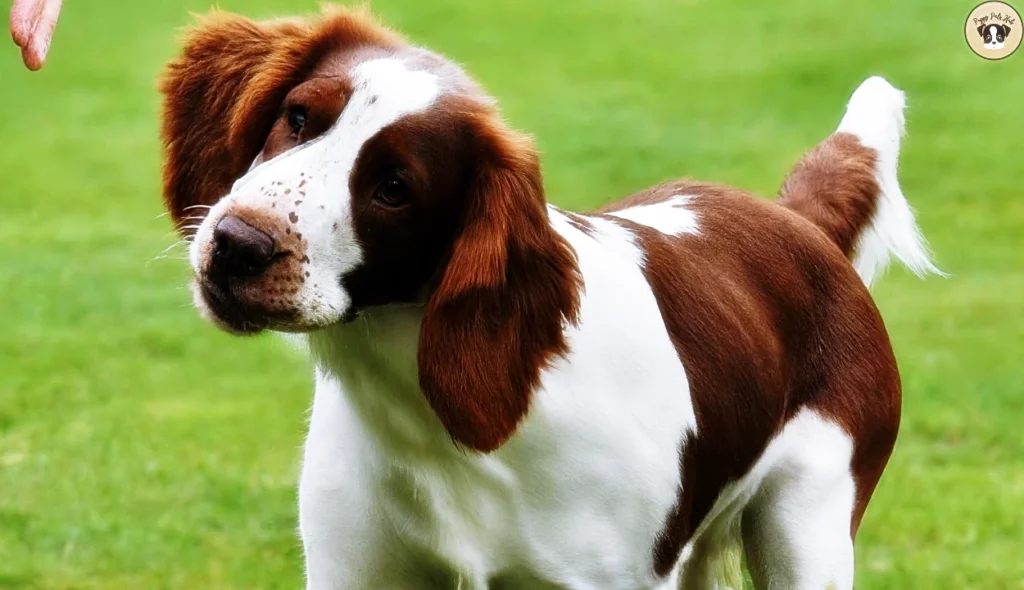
[286,107,308,139]
[373,176,410,208]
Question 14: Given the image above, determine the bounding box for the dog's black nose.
[212,215,277,278]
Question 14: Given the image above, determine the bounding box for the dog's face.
[162,12,541,336]
[161,7,580,451]
[979,23,1010,49]
[187,54,476,333]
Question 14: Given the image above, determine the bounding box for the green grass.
[1,0,1021,588]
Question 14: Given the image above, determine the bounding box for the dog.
[979,23,1011,49]
[159,7,940,589]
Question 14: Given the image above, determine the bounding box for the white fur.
[300,211,698,589]
[296,206,862,589]
[837,76,944,286]
[607,195,700,236]
[665,410,857,590]
[189,57,441,326]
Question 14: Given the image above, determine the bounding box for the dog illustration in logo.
[978,23,1011,49]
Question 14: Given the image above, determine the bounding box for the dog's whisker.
[160,236,194,248]
[153,241,187,257]
[146,237,195,266]
[146,256,191,266]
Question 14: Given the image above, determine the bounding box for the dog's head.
[160,6,579,451]
[978,23,1010,48]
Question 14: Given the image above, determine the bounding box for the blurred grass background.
[1,0,1021,588]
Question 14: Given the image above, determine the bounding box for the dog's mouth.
[193,274,361,335]
[196,277,276,335]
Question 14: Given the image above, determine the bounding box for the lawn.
[1,0,1021,588]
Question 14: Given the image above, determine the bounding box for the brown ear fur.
[159,6,400,232]
[417,114,581,452]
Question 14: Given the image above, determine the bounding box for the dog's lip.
[195,274,355,334]
[197,276,271,335]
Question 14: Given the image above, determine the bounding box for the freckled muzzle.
[211,215,278,277]
[193,207,310,334]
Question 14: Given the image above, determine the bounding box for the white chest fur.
[297,212,697,589]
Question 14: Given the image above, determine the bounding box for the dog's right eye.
[373,176,411,208]
[286,106,308,140]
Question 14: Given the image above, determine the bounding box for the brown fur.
[159,6,401,232]
[417,109,582,452]
[600,183,900,574]
[259,75,354,165]
[778,132,881,256]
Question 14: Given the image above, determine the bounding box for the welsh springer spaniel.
[160,7,940,589]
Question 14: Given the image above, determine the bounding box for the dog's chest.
[300,378,676,590]
[299,371,547,588]
[297,223,700,588]
[377,452,522,582]
[302,320,525,586]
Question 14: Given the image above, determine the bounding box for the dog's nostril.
[212,215,278,278]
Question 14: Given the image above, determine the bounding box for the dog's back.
[589,76,939,587]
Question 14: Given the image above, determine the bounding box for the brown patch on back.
[777,132,880,256]
[159,5,401,233]
[605,182,900,575]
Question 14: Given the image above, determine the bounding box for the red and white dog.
[160,7,940,589]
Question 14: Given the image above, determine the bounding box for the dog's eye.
[373,176,410,208]
[286,107,308,139]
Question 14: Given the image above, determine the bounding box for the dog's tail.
[778,76,943,286]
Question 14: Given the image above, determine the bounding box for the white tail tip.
[837,76,944,286]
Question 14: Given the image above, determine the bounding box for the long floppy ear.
[159,13,308,232]
[1003,24,1012,37]
[418,115,581,452]
[159,7,400,233]
[978,24,987,36]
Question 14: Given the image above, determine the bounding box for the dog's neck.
[305,306,464,463]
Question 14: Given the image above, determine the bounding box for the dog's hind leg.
[739,410,857,590]
[675,513,744,590]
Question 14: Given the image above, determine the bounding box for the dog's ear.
[978,24,988,37]
[160,13,308,233]
[1002,24,1012,37]
[159,7,399,234]
[417,113,581,452]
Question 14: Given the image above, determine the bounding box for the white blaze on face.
[190,58,441,326]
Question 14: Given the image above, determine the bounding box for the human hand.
[9,0,62,70]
